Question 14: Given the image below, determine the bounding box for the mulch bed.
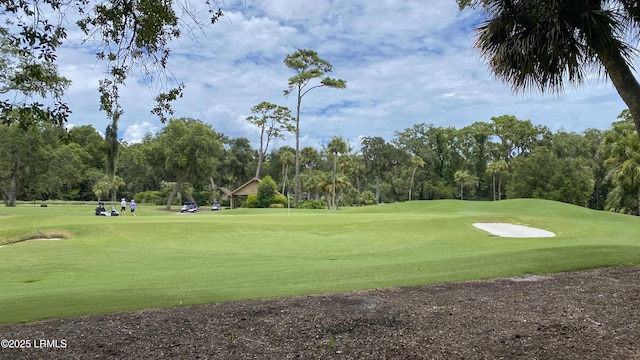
[1,266,639,359]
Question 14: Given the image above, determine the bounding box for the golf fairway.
[1,199,639,324]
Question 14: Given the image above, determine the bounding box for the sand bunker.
[0,237,64,249]
[473,223,555,238]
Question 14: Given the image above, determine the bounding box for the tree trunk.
[409,167,417,201]
[637,188,640,216]
[375,177,380,204]
[332,155,337,209]
[256,124,266,178]
[3,160,20,207]
[492,174,496,201]
[165,181,182,210]
[294,92,302,206]
[356,175,361,206]
[595,41,640,140]
[307,167,313,200]
[3,175,18,207]
[282,165,288,194]
[255,151,264,178]
[105,119,120,203]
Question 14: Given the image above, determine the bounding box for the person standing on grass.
[120,198,127,216]
[130,199,136,216]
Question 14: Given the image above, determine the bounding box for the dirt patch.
[1,230,71,247]
[1,266,639,359]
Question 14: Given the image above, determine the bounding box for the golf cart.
[211,202,221,211]
[95,202,120,216]
[181,202,198,213]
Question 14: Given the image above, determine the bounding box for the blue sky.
[57,0,629,149]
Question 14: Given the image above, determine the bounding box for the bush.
[273,194,288,206]
[423,181,455,200]
[298,199,327,209]
[257,176,277,208]
[246,194,258,208]
[133,191,163,205]
[360,191,377,206]
[269,204,284,208]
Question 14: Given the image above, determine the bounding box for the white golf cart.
[180,202,198,213]
[95,202,120,216]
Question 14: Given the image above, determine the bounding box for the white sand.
[473,223,555,238]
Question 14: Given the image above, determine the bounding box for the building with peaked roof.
[223,177,284,209]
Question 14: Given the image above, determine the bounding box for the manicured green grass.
[1,199,639,324]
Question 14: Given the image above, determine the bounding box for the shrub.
[360,191,377,206]
[269,204,284,208]
[273,194,288,206]
[423,181,455,200]
[246,194,258,208]
[134,191,163,205]
[298,199,327,209]
[257,176,277,208]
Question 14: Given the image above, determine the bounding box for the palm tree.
[342,154,366,206]
[333,175,351,210]
[408,156,425,201]
[307,171,332,209]
[92,181,109,202]
[460,0,640,138]
[601,119,640,215]
[92,175,125,202]
[326,136,348,210]
[454,170,478,201]
[280,149,295,194]
[300,146,320,199]
[486,159,508,201]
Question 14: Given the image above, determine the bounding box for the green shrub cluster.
[246,194,258,208]
[257,176,277,208]
[269,204,285,208]
[133,191,163,205]
[297,199,327,209]
[273,194,288,206]
[360,191,377,206]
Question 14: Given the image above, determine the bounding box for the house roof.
[231,177,262,196]
[218,187,232,196]
[223,177,284,198]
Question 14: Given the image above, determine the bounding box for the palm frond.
[473,0,635,93]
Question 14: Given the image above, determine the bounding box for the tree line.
[5,1,640,215]
[3,111,640,215]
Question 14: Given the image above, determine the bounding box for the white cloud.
[57,0,630,151]
[124,122,158,144]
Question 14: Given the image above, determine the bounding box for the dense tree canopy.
[0,111,634,214]
[145,118,224,210]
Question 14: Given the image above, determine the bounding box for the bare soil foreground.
[2,266,640,359]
